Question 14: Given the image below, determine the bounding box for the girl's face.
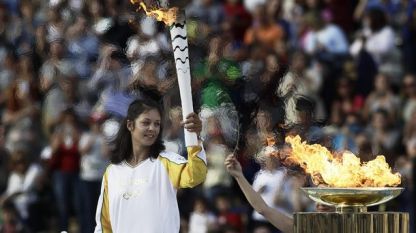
[130,109,161,147]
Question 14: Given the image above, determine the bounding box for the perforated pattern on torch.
[170,11,198,146]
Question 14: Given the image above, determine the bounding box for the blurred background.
[0,0,415,232]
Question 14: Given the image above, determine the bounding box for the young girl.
[94,97,207,233]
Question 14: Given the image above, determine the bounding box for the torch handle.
[170,12,198,146]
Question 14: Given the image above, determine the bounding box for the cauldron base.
[293,212,409,233]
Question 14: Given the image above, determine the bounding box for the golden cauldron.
[302,187,403,212]
[293,187,409,233]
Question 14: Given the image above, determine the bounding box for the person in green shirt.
[193,35,241,148]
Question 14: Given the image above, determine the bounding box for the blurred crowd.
[0,0,415,232]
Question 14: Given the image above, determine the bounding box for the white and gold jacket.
[94,145,207,233]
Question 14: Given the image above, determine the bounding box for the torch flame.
[130,0,178,26]
[275,135,401,187]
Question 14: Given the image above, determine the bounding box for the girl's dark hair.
[111,97,165,164]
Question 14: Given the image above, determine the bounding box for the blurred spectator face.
[372,110,388,130]
[402,74,416,97]
[337,79,352,98]
[256,110,272,131]
[374,74,389,94]
[406,138,416,158]
[75,16,88,34]
[140,61,158,86]
[89,0,103,17]
[16,80,30,101]
[1,205,19,227]
[356,133,373,160]
[265,54,279,73]
[35,25,46,40]
[20,0,33,19]
[215,196,230,212]
[59,77,76,98]
[62,110,77,126]
[266,0,281,17]
[11,151,29,175]
[264,155,280,171]
[208,37,223,63]
[291,52,306,73]
[169,107,182,131]
[139,16,156,37]
[251,46,267,61]
[345,113,359,125]
[206,116,221,138]
[305,12,324,31]
[193,199,207,213]
[0,4,7,22]
[367,8,387,32]
[298,110,313,127]
[253,5,268,25]
[19,55,33,72]
[47,7,61,23]
[50,41,64,58]
[3,52,16,69]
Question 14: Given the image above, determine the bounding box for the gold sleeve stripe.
[101,169,112,233]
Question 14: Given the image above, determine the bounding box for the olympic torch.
[168,11,198,146]
[131,1,198,146]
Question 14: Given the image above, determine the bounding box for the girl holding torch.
[94,88,207,233]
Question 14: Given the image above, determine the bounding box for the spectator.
[215,194,244,233]
[39,37,76,136]
[188,197,217,233]
[0,51,16,108]
[403,109,416,145]
[0,201,29,233]
[186,0,225,34]
[48,108,82,232]
[401,74,416,124]
[78,112,109,233]
[203,135,232,201]
[363,72,401,121]
[163,107,186,155]
[223,0,252,43]
[251,154,286,232]
[2,51,41,153]
[303,11,349,59]
[366,108,401,166]
[330,78,364,126]
[244,4,285,50]
[1,150,42,228]
[194,35,241,148]
[351,7,402,83]
[66,14,99,79]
